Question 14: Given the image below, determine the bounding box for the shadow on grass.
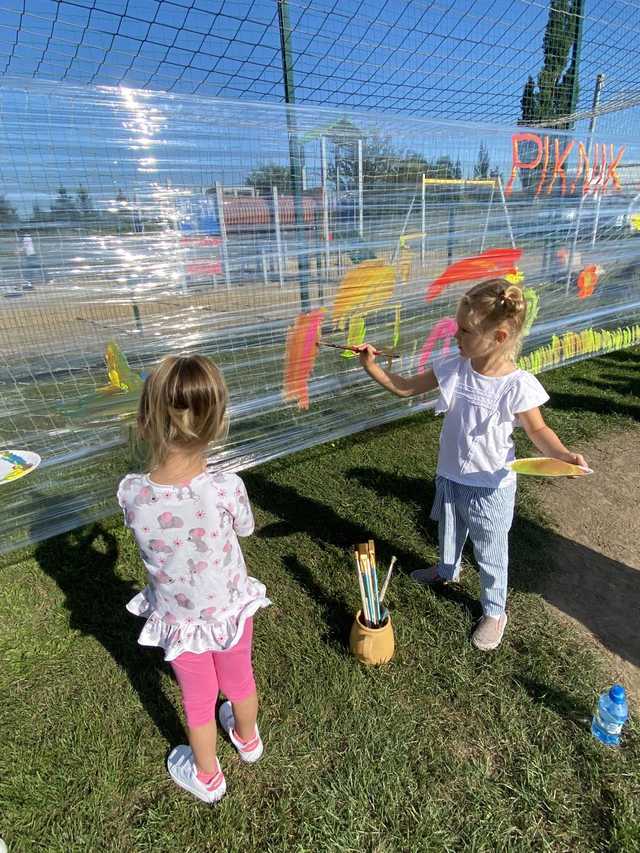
[34,517,184,747]
[513,676,592,725]
[512,515,640,670]
[344,468,640,670]
[249,471,481,624]
[281,554,353,650]
[547,391,640,421]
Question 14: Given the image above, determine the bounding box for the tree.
[519,0,581,129]
[246,164,291,195]
[474,142,490,179]
[51,186,78,221]
[31,203,47,223]
[0,195,18,224]
[76,185,94,218]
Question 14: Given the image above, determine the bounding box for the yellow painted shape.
[332,260,396,329]
[342,315,366,358]
[504,268,524,284]
[393,304,401,348]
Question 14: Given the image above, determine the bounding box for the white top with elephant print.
[117,468,270,661]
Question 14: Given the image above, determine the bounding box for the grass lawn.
[1,348,639,853]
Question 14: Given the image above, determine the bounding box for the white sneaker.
[471,614,508,651]
[411,566,448,585]
[167,745,226,803]
[218,700,264,763]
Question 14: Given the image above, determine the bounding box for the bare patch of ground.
[533,427,640,706]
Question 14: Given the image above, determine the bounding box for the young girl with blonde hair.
[118,355,270,803]
[358,279,586,651]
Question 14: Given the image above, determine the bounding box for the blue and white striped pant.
[430,476,517,617]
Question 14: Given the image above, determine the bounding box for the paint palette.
[508,457,592,477]
[0,449,41,484]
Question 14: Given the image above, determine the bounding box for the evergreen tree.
[520,76,538,125]
[51,186,78,221]
[0,195,18,224]
[473,143,490,179]
[77,185,93,218]
[246,164,291,195]
[519,0,582,129]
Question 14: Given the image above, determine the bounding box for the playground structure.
[1,79,640,551]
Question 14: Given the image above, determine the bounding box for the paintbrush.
[379,556,397,604]
[354,549,370,626]
[358,543,378,626]
[367,539,381,624]
[317,340,398,359]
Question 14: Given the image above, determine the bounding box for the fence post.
[272,186,284,289]
[321,136,331,282]
[214,181,231,290]
[357,138,364,239]
[421,175,426,267]
[567,72,605,293]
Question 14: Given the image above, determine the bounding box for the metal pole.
[214,181,231,290]
[277,0,310,310]
[272,186,284,289]
[421,174,426,267]
[497,175,516,249]
[480,182,495,253]
[566,73,605,292]
[321,136,331,280]
[447,204,455,264]
[589,74,606,247]
[357,138,364,238]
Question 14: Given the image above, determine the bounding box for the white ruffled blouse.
[117,468,270,661]
[432,354,549,489]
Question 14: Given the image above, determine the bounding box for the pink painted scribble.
[418,317,458,373]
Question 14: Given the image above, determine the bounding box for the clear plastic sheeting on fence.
[1,79,639,552]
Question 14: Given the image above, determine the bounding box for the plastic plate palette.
[508,457,593,477]
[0,449,41,484]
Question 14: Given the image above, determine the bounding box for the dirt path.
[533,427,640,707]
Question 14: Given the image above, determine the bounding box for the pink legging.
[170,618,256,728]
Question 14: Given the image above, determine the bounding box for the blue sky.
[1,1,639,214]
[0,0,637,121]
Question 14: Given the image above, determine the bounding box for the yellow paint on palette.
[508,457,592,477]
[332,260,396,330]
[630,213,640,232]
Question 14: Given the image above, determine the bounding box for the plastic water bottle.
[591,684,628,747]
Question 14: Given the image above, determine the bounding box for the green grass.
[1,348,639,852]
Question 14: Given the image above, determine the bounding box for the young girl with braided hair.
[358,279,586,650]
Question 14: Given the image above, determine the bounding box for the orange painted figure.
[332,260,396,330]
[425,248,523,302]
[282,310,324,410]
[576,265,602,299]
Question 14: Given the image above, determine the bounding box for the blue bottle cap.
[609,684,626,704]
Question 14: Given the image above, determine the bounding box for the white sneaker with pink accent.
[218,700,264,763]
[167,745,226,803]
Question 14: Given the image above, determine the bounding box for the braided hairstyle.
[137,354,229,467]
[459,278,527,353]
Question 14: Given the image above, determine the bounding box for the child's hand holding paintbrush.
[356,342,439,398]
[317,340,397,358]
